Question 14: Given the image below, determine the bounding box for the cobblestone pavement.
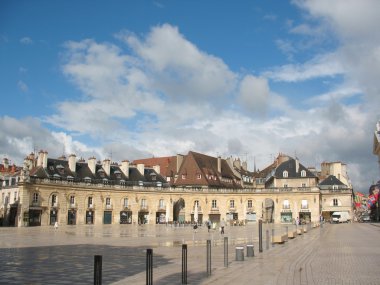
[0,223,379,284]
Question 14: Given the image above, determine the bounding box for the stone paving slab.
[1,223,379,284]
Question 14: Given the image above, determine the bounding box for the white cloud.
[17,80,28,92]
[238,75,270,114]
[265,52,344,82]
[20,37,33,45]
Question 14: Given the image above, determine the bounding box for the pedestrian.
[193,223,198,233]
[296,217,300,226]
[54,221,58,230]
[207,219,211,232]
[220,218,225,234]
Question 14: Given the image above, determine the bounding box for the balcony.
[69,203,77,209]
[140,205,149,211]
[51,202,59,208]
[88,204,95,209]
[105,204,113,210]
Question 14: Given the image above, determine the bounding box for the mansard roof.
[274,158,316,178]
[319,175,346,186]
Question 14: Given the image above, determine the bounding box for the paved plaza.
[0,222,380,284]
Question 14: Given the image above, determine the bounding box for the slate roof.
[274,158,316,178]
[319,175,346,186]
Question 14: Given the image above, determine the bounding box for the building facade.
[3,150,353,227]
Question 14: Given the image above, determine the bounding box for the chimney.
[137,163,145,176]
[242,161,247,171]
[3,158,9,170]
[121,160,130,178]
[102,159,111,176]
[37,150,44,166]
[68,154,76,173]
[295,157,299,173]
[88,157,96,174]
[233,158,241,169]
[217,156,222,173]
[42,151,48,168]
[176,154,184,173]
[153,165,161,174]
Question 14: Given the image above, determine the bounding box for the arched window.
[283,171,288,178]
[301,170,306,177]
[283,199,290,209]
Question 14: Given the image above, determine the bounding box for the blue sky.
[1,0,379,192]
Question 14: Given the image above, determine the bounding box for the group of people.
[194,219,226,234]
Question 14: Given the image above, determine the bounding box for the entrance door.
[50,210,58,225]
[86,211,94,224]
[29,210,42,226]
[9,206,18,226]
[103,211,112,224]
[138,212,149,224]
[299,212,311,224]
[68,210,76,225]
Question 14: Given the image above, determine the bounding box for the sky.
[1,0,379,192]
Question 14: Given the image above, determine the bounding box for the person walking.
[220,218,225,234]
[207,219,211,232]
[54,221,58,230]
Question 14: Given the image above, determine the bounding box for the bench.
[272,234,287,244]
[288,230,297,239]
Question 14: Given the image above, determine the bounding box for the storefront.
[299,211,311,224]
[138,211,149,224]
[156,211,166,224]
[120,211,132,224]
[190,213,203,224]
[67,210,76,225]
[86,210,94,224]
[50,209,58,225]
[226,212,238,224]
[209,214,221,224]
[246,212,257,223]
[29,209,42,226]
[280,210,293,223]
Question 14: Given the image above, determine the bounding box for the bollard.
[246,245,254,257]
[259,220,263,253]
[94,255,102,285]
[182,244,187,284]
[235,246,244,261]
[266,230,269,250]
[146,249,153,285]
[224,237,228,268]
[206,240,211,276]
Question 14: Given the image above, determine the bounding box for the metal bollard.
[206,240,211,276]
[224,237,228,268]
[235,246,244,261]
[146,249,153,285]
[94,255,102,285]
[182,244,187,284]
[246,245,254,257]
[259,220,263,253]
[266,230,269,250]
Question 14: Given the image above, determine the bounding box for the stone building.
[6,150,353,227]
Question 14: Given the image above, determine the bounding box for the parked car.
[362,215,371,222]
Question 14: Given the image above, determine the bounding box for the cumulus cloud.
[238,75,269,114]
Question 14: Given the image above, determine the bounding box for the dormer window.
[84,177,91,183]
[301,170,306,177]
[196,174,202,179]
[103,178,108,185]
[56,164,64,175]
[98,169,105,178]
[182,174,187,180]
[283,171,288,178]
[150,172,157,181]
[114,170,121,179]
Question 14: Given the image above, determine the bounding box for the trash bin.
[247,244,254,257]
[235,246,244,261]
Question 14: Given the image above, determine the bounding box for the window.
[247,200,253,208]
[182,174,187,180]
[123,198,129,208]
[284,184,288,188]
[106,198,111,205]
[333,199,338,206]
[301,200,308,209]
[283,199,290,209]
[194,200,199,208]
[212,199,217,208]
[88,197,93,208]
[301,170,306,177]
[70,195,75,205]
[301,183,306,187]
[33,193,39,203]
[159,199,165,208]
[230,200,235,208]
[141,199,147,208]
[283,171,288,178]
[196,174,202,179]
[52,194,57,206]
[14,192,17,202]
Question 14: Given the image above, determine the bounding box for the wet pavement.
[0,223,379,284]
